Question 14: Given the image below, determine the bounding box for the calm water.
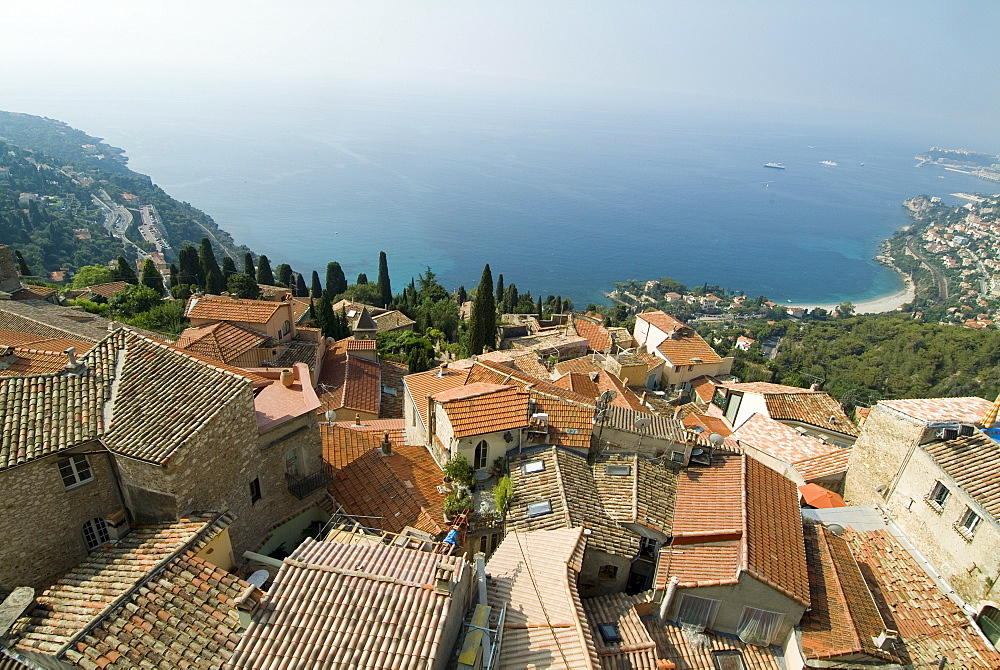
[4,84,991,305]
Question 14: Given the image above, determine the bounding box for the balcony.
[286,464,333,500]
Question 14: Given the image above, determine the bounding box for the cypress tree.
[139,258,165,295]
[169,263,179,288]
[178,245,201,286]
[311,270,322,297]
[294,273,309,297]
[457,285,467,304]
[199,238,222,291]
[495,274,504,313]
[325,262,347,297]
[469,264,495,355]
[317,295,336,338]
[13,250,30,276]
[506,284,518,314]
[537,295,543,318]
[356,273,368,285]
[338,308,351,340]
[221,256,237,279]
[243,252,254,277]
[114,256,138,284]
[555,295,563,314]
[276,263,293,287]
[377,251,392,308]
[256,255,275,285]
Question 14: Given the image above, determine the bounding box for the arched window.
[474,440,489,470]
[82,518,110,551]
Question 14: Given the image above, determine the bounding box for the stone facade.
[843,404,926,506]
[0,444,124,591]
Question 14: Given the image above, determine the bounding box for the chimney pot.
[381,431,392,455]
[355,412,362,426]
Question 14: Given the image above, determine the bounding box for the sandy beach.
[786,274,916,315]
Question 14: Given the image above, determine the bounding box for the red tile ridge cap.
[739,453,749,574]
[670,529,743,544]
[676,578,740,589]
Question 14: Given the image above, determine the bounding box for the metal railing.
[285,464,333,499]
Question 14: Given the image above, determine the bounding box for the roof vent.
[872,630,899,651]
[64,347,87,376]
[380,431,392,456]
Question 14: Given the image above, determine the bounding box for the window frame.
[474,440,489,470]
[59,454,94,490]
[957,507,982,539]
[526,500,552,517]
[522,459,545,474]
[675,594,721,631]
[926,481,950,511]
[250,477,262,505]
[736,606,785,646]
[82,517,110,551]
[598,564,619,581]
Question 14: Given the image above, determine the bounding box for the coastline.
[786,270,915,315]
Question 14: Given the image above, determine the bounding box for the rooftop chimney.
[436,362,449,378]
[810,383,820,391]
[355,413,362,426]
[380,431,392,456]
[64,348,86,375]
[280,368,294,387]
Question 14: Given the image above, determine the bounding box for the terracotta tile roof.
[13,513,234,658]
[683,411,733,438]
[466,360,593,405]
[637,352,664,372]
[733,413,845,464]
[636,311,686,334]
[923,432,1000,520]
[762,392,858,437]
[793,447,853,482]
[322,423,381,468]
[227,538,465,669]
[800,521,897,663]
[0,347,73,376]
[725,382,812,394]
[592,453,677,536]
[508,447,640,558]
[0,329,94,353]
[659,455,810,606]
[879,396,994,424]
[554,371,601,400]
[0,300,119,342]
[184,294,284,323]
[81,280,130,299]
[527,394,595,450]
[331,299,387,318]
[604,405,691,443]
[346,337,376,350]
[486,528,600,670]
[573,315,613,352]
[581,593,659,670]
[689,375,720,405]
[655,332,723,367]
[317,338,381,416]
[435,384,530,438]
[174,321,269,364]
[554,356,603,376]
[372,309,415,332]
[845,528,1000,668]
[643,616,785,670]
[403,367,470,429]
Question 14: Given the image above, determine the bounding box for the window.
[639,536,658,558]
[606,464,632,476]
[284,449,300,478]
[527,500,552,517]
[688,364,694,371]
[670,451,686,463]
[958,507,982,538]
[522,459,545,474]
[674,365,681,373]
[736,607,784,646]
[597,623,622,644]
[82,518,110,551]
[59,454,93,489]
[676,594,720,630]
[250,477,261,504]
[479,534,488,554]
[598,564,619,580]
[712,650,745,670]
[724,391,743,424]
[474,440,489,470]
[282,320,291,337]
[927,481,950,510]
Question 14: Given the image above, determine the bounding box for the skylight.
[597,623,622,644]
[522,460,545,474]
[527,500,552,517]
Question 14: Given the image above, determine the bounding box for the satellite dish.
[633,416,652,432]
[708,433,725,447]
[325,410,336,422]
[597,390,618,408]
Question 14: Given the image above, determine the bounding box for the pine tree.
[294,273,309,297]
[276,263,293,287]
[469,264,496,355]
[311,271,323,297]
[256,255,275,285]
[221,256,237,279]
[114,256,138,284]
[13,250,30,276]
[356,273,368,285]
[495,274,504,313]
[377,251,392,308]
[139,258,165,295]
[325,262,347,297]
[199,238,222,292]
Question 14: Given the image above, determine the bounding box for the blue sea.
[4,83,993,306]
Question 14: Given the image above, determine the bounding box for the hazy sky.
[7,1,999,145]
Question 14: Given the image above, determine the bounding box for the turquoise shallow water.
[5,85,991,305]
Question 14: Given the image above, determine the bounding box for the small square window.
[526,500,552,517]
[250,477,261,504]
[606,464,632,476]
[670,451,686,463]
[597,623,622,644]
[958,507,982,537]
[598,564,618,580]
[59,454,93,489]
[522,460,545,474]
[927,481,950,510]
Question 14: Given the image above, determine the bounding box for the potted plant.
[444,489,473,522]
[443,454,475,489]
[489,456,507,477]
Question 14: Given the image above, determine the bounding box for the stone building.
[632,311,733,391]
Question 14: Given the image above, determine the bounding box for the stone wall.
[0,446,123,591]
[887,448,1000,608]
[843,404,924,506]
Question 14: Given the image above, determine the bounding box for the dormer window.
[605,464,632,476]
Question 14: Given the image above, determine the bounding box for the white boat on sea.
[764,162,786,169]
[820,160,839,167]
